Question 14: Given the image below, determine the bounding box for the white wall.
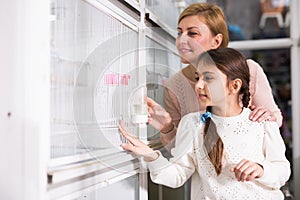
[0,1,24,198]
[0,0,50,199]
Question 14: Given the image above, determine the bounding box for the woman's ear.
[229,78,242,94]
[211,33,223,49]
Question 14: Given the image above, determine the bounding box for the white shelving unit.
[0,0,180,199]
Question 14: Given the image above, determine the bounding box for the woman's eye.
[195,77,200,81]
[188,31,198,37]
[177,31,183,36]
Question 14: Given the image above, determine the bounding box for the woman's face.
[176,15,217,64]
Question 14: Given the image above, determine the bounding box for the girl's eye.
[204,76,213,81]
[195,77,200,81]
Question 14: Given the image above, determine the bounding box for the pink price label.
[104,74,131,85]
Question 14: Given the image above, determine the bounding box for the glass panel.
[206,0,290,40]
[145,34,187,200]
[80,175,139,199]
[51,0,138,159]
[145,0,180,30]
[145,36,181,140]
[145,39,181,102]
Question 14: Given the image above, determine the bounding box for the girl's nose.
[195,79,205,89]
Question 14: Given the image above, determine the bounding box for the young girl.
[119,48,290,200]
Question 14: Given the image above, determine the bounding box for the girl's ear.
[229,78,242,94]
[211,33,223,49]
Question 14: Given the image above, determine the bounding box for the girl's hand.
[249,105,276,123]
[118,120,158,162]
[230,159,264,182]
[147,97,173,133]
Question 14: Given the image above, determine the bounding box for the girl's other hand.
[230,159,264,182]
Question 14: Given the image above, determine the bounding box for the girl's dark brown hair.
[199,48,250,175]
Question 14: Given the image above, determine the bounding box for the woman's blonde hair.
[178,3,229,48]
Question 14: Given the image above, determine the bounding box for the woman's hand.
[118,120,158,162]
[249,105,276,123]
[147,97,173,133]
[230,159,264,182]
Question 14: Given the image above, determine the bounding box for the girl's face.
[176,15,218,64]
[194,64,227,108]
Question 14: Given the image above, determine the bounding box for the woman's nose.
[177,33,188,44]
